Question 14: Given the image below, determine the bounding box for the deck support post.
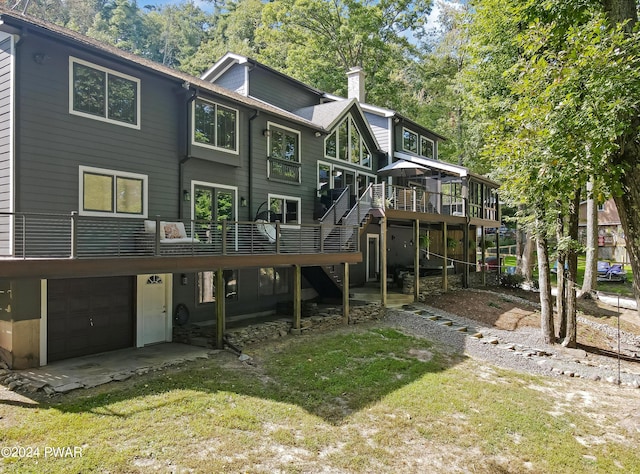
[215,268,225,349]
[414,219,420,302]
[380,217,387,307]
[463,222,470,288]
[293,264,301,331]
[342,262,349,323]
[481,226,486,285]
[442,222,448,292]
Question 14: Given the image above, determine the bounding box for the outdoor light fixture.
[240,197,247,207]
[314,131,322,137]
[263,129,271,137]
[180,274,188,286]
[183,190,190,201]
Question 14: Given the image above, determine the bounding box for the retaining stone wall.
[173,302,385,351]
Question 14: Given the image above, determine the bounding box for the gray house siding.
[365,112,390,157]
[15,35,182,220]
[214,63,247,95]
[0,35,12,255]
[249,68,320,112]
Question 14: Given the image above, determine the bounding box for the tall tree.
[179,0,263,76]
[87,0,147,55]
[581,179,599,296]
[256,0,433,107]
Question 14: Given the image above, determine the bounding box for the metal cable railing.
[0,212,359,259]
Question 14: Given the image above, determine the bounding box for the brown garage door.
[48,276,134,362]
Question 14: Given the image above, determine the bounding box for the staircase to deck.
[305,185,385,300]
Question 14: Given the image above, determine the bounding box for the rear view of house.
[0,9,499,370]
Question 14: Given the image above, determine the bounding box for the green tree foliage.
[179,0,264,76]
[144,3,211,68]
[256,0,433,108]
[87,0,147,54]
[467,0,640,339]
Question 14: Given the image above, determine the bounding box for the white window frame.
[78,165,148,218]
[323,114,372,170]
[190,180,239,250]
[267,121,301,162]
[69,57,141,130]
[597,203,605,212]
[191,98,239,155]
[420,135,435,159]
[267,193,301,228]
[402,127,418,154]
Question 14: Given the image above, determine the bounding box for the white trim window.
[267,122,301,183]
[324,114,372,169]
[420,136,435,159]
[402,128,418,154]
[79,166,147,217]
[192,98,239,154]
[268,194,300,226]
[69,57,140,129]
[403,127,437,159]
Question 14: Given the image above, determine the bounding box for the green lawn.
[499,254,634,297]
[1,327,639,473]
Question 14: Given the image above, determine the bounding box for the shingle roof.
[0,6,325,132]
[294,100,355,130]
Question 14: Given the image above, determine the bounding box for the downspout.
[248,109,259,220]
[179,86,198,219]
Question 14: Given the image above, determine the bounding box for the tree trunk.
[521,234,534,281]
[537,230,555,344]
[604,0,640,315]
[562,190,581,348]
[581,179,598,296]
[556,205,566,340]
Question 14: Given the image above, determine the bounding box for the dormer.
[201,52,324,112]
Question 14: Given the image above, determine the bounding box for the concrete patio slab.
[16,343,213,393]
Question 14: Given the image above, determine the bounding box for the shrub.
[500,273,525,289]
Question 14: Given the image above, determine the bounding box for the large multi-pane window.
[79,166,146,217]
[70,57,140,128]
[324,115,371,168]
[258,267,289,296]
[267,123,301,182]
[193,99,238,153]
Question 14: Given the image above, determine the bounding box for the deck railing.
[384,184,467,217]
[0,212,359,259]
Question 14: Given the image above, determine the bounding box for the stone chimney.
[347,67,365,103]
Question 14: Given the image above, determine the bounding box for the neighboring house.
[0,11,499,370]
[579,198,629,263]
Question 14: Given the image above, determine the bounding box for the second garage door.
[47,276,134,362]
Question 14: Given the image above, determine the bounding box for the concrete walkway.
[15,343,212,394]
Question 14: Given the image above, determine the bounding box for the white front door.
[137,274,170,346]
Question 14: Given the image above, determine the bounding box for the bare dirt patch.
[427,288,640,355]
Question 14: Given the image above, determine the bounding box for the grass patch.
[1,327,639,473]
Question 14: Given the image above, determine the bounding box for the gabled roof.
[324,92,448,142]
[0,8,325,133]
[295,99,383,153]
[201,52,325,98]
